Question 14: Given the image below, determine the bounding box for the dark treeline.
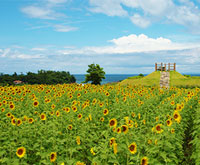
[0,70,76,85]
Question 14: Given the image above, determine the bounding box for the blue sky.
[1,0,200,74]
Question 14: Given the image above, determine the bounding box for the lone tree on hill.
[84,64,105,85]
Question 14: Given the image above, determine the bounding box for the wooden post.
[174,63,176,71]
[164,64,166,71]
[161,63,163,71]
[155,63,157,71]
[168,63,170,71]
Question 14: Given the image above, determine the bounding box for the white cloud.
[54,25,78,32]
[88,0,200,32]
[89,0,128,16]
[130,14,150,28]
[0,48,10,57]
[11,54,42,59]
[21,0,67,20]
[47,0,67,4]
[21,6,56,19]
[167,5,200,31]
[31,48,47,51]
[59,34,200,55]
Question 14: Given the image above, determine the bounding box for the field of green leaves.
[0,84,200,164]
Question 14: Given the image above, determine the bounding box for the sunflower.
[85,117,89,122]
[76,136,81,145]
[147,139,152,144]
[113,142,117,154]
[50,152,57,162]
[170,101,175,105]
[40,113,46,120]
[56,110,60,117]
[109,118,117,127]
[51,104,56,109]
[105,92,110,96]
[6,112,11,118]
[33,100,39,107]
[23,116,28,121]
[121,125,129,134]
[171,128,175,134]
[173,111,181,123]
[155,124,163,134]
[76,161,86,165]
[50,111,54,115]
[89,114,92,121]
[99,102,104,107]
[17,119,22,126]
[28,118,34,124]
[72,106,77,112]
[78,113,82,119]
[90,148,96,155]
[9,104,15,110]
[138,113,141,119]
[103,108,109,115]
[131,112,135,118]
[16,147,26,158]
[141,157,148,165]
[100,117,104,122]
[116,127,121,133]
[1,108,5,112]
[110,137,116,147]
[143,120,146,125]
[166,119,172,126]
[66,107,70,113]
[11,118,16,125]
[77,93,81,98]
[128,142,137,154]
[92,98,97,105]
[68,125,72,130]
[135,122,138,128]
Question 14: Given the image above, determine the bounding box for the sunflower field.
[0,84,200,165]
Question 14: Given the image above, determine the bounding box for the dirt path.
[160,72,170,88]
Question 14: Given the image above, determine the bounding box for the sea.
[74,73,200,84]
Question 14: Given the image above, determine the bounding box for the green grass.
[119,71,200,88]
[120,71,160,86]
[170,71,200,87]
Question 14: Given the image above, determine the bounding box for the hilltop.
[120,71,200,87]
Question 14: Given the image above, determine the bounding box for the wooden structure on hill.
[155,63,176,71]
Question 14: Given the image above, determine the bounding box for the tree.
[84,64,105,85]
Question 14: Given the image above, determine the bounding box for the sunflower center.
[51,154,55,159]
[156,126,161,131]
[18,149,23,155]
[142,159,146,165]
[110,120,115,126]
[174,114,178,119]
[130,145,135,151]
[122,126,127,131]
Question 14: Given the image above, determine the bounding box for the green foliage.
[183,74,191,78]
[0,70,76,85]
[84,64,105,85]
[138,73,144,77]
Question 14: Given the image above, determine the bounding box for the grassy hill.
[119,71,200,87]
[119,71,160,86]
[170,71,200,87]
